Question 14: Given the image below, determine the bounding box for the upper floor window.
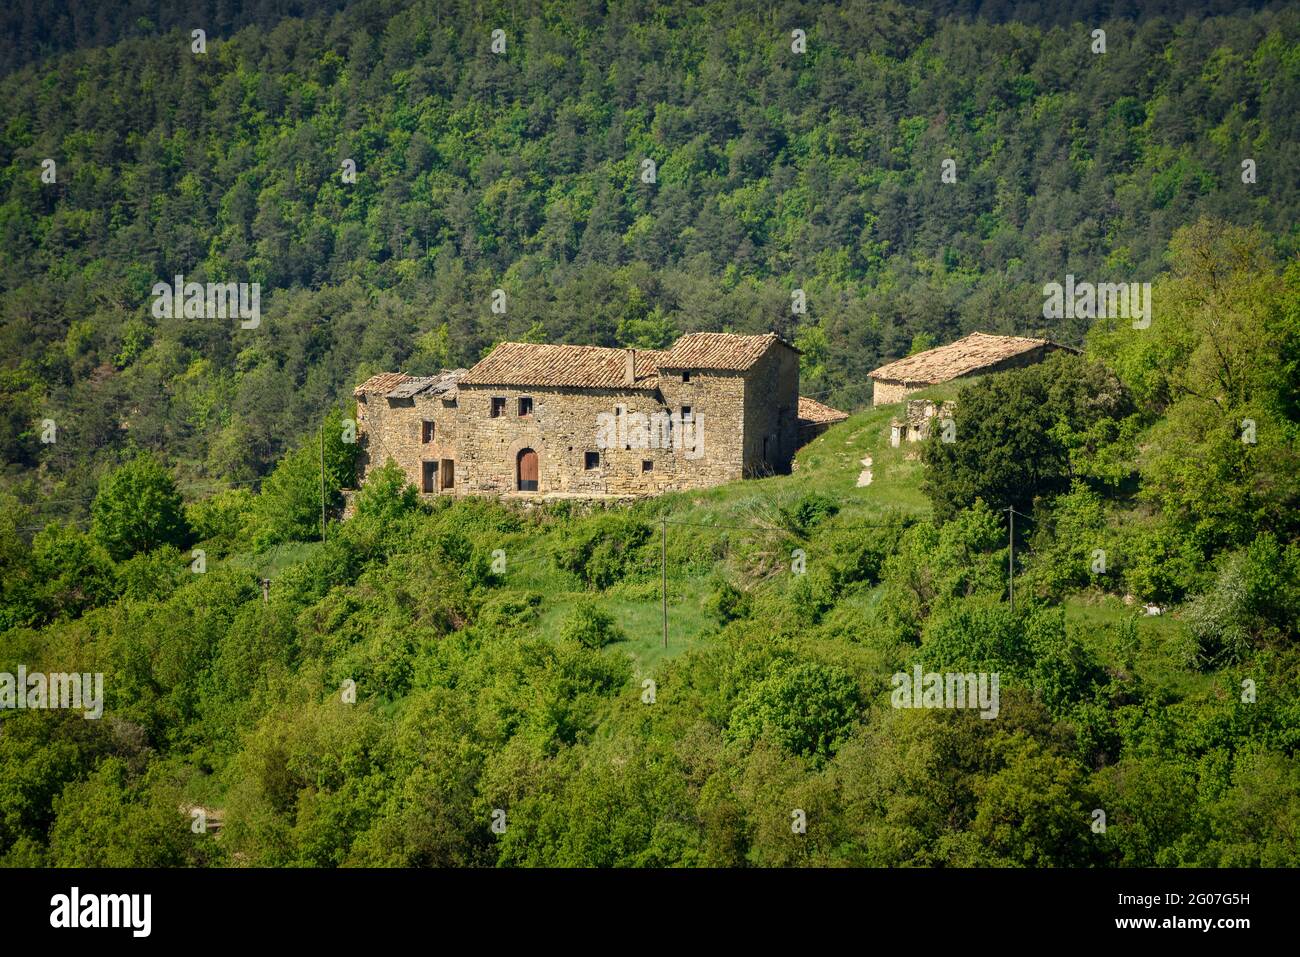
[421,420,435,443]
[584,451,600,470]
[518,396,533,417]
[490,397,506,418]
[682,371,691,383]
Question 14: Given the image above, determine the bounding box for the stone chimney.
[625,348,636,386]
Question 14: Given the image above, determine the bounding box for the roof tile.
[868,332,1076,384]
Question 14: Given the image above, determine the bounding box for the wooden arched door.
[517,448,538,491]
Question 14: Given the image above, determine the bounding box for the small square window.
[641,460,653,472]
[421,420,434,443]
[518,396,533,417]
[681,405,692,420]
[682,371,691,383]
[584,451,600,470]
[490,397,506,418]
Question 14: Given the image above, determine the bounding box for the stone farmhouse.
[353,332,847,500]
[868,332,1078,406]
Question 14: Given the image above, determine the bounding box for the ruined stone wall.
[356,391,459,494]
[741,345,799,476]
[455,382,745,496]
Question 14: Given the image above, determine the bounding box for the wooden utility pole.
[661,519,668,649]
[1007,506,1015,612]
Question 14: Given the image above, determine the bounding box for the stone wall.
[658,366,747,486]
[890,398,957,446]
[356,389,460,494]
[872,378,916,406]
[741,343,799,475]
[455,381,745,496]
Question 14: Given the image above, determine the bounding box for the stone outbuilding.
[868,332,1078,406]
[890,398,956,446]
[354,332,847,500]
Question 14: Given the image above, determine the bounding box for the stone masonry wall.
[356,390,460,494]
[455,380,745,496]
[741,344,799,476]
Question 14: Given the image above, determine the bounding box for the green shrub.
[559,598,624,649]
[727,660,862,762]
[552,513,653,588]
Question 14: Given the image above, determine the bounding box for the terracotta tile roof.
[798,396,849,425]
[658,332,793,370]
[354,372,410,396]
[386,369,466,399]
[868,332,1076,384]
[460,343,667,389]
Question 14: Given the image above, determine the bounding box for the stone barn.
[354,332,846,500]
[868,332,1078,406]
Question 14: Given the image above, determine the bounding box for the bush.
[727,660,862,762]
[704,577,752,625]
[354,461,419,522]
[187,487,256,556]
[780,492,840,536]
[552,513,653,588]
[559,599,624,649]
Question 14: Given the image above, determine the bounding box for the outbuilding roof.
[385,369,466,398]
[797,395,849,425]
[353,372,411,396]
[868,332,1076,385]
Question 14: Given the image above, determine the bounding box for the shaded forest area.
[2,0,1298,522]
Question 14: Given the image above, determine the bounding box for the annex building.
[868,332,1078,405]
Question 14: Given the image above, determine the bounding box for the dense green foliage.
[1,2,1298,869]
[3,0,1299,525]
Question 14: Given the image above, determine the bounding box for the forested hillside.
[2,0,1299,521]
[1,1,1299,869]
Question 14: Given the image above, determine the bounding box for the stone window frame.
[490,396,506,418]
[518,396,533,417]
[421,420,435,443]
[641,459,653,472]
[584,451,600,471]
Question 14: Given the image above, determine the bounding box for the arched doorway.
[516,448,538,491]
